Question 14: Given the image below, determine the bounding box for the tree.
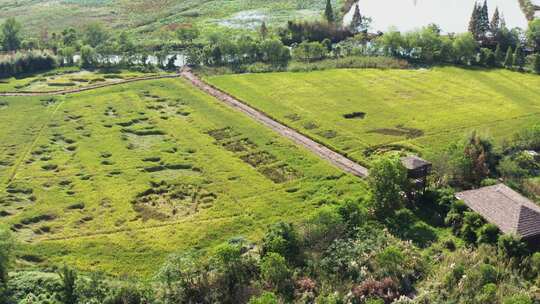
[479,0,490,38]
[490,7,500,33]
[84,23,109,48]
[80,45,97,68]
[368,155,407,218]
[260,21,268,40]
[512,44,525,71]
[494,43,503,64]
[0,228,13,302]
[504,46,513,68]
[533,54,540,74]
[452,33,478,64]
[468,3,480,39]
[260,253,292,296]
[477,223,499,245]
[526,19,540,52]
[176,26,199,44]
[259,40,291,67]
[1,17,22,51]
[350,4,363,33]
[59,265,78,304]
[462,132,494,187]
[62,27,78,47]
[324,0,334,23]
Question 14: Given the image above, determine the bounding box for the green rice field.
[0,77,367,276]
[207,67,540,164]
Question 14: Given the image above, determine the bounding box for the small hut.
[401,155,432,189]
[456,184,540,246]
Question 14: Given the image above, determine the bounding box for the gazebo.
[401,155,432,189]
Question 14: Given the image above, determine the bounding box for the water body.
[344,0,529,33]
[71,54,187,67]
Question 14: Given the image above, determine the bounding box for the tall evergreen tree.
[468,3,480,38]
[513,44,525,70]
[479,0,490,37]
[490,7,500,33]
[350,4,363,33]
[324,0,335,23]
[504,46,513,68]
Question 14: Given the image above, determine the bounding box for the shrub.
[503,294,533,304]
[248,292,279,304]
[498,234,528,259]
[261,222,302,265]
[0,51,57,78]
[477,224,499,245]
[260,253,292,296]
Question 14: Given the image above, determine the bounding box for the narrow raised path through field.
[181,69,369,178]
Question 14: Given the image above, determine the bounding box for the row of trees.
[0,51,57,78]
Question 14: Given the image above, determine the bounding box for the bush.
[287,56,408,72]
[477,224,499,245]
[261,222,302,265]
[503,294,533,304]
[260,253,292,297]
[248,292,279,304]
[497,234,528,259]
[0,51,57,78]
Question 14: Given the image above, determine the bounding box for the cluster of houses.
[401,155,540,247]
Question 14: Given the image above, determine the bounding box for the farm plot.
[207,67,540,164]
[0,77,367,276]
[0,68,169,93]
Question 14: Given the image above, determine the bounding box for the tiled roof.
[456,184,540,239]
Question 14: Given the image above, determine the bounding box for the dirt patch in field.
[367,125,424,139]
[207,127,300,183]
[132,181,216,221]
[343,112,366,119]
[285,113,301,121]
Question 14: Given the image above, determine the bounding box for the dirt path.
[181,69,369,178]
[0,74,180,96]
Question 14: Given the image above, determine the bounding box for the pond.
[344,0,529,33]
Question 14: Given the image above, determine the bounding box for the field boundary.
[180,68,369,178]
[0,74,180,96]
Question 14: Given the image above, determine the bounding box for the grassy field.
[0,68,170,93]
[0,0,344,39]
[207,67,540,164]
[0,76,367,277]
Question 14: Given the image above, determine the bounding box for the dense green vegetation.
[0,0,539,303]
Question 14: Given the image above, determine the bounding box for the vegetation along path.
[181,69,369,178]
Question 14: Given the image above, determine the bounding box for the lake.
[344,0,529,33]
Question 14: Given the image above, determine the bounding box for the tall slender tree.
[324,0,335,23]
[504,46,514,68]
[494,43,503,64]
[260,21,268,40]
[479,0,490,37]
[490,7,500,33]
[513,44,525,70]
[350,4,363,33]
[468,3,480,38]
